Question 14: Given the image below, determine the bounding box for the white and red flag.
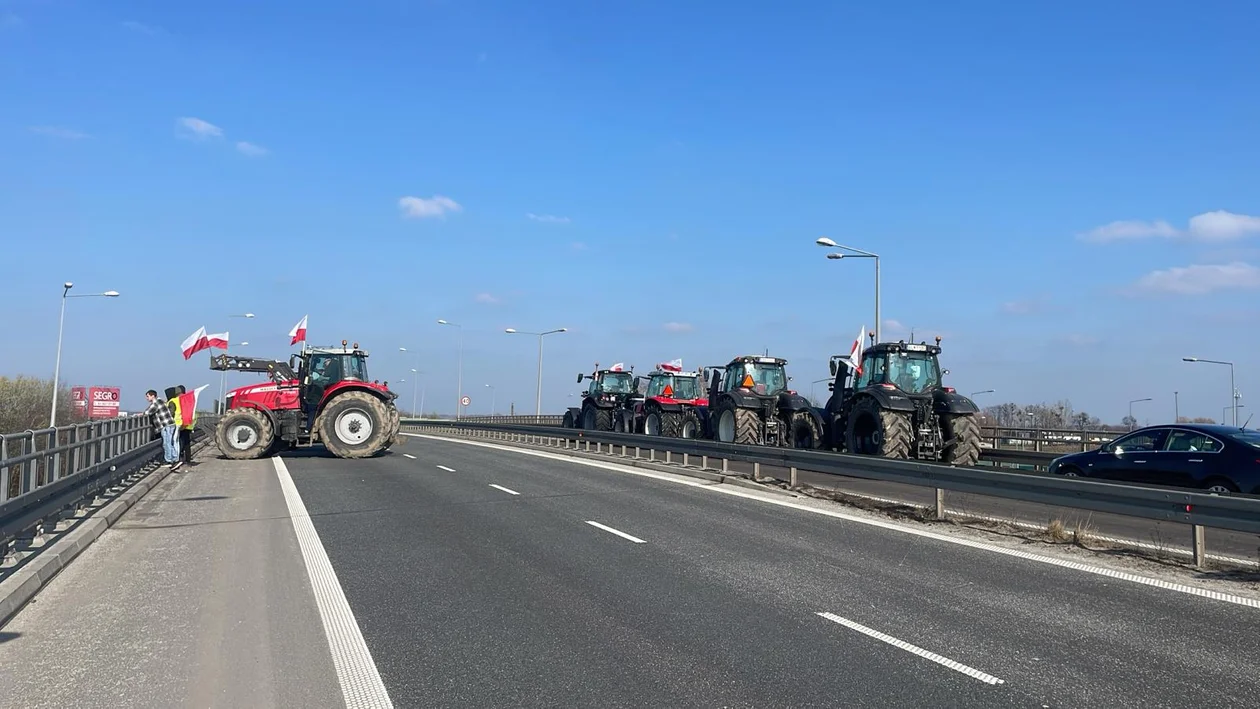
[609,362,625,372]
[658,359,683,372]
[289,315,308,345]
[176,385,210,427]
[181,326,209,360]
[840,325,866,375]
[205,331,230,350]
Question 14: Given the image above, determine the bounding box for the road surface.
[1,435,1257,708]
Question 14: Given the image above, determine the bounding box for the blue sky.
[3,0,1258,424]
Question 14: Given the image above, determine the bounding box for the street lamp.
[816,237,880,344]
[411,368,424,417]
[219,313,255,411]
[971,389,995,397]
[1183,357,1238,426]
[810,377,831,404]
[1128,397,1152,430]
[1224,404,1245,424]
[437,320,464,419]
[505,327,567,418]
[51,282,121,426]
[485,384,496,415]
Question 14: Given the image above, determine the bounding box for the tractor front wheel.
[582,404,613,431]
[715,403,761,445]
[790,411,823,449]
[845,397,911,459]
[216,408,275,460]
[319,391,392,459]
[941,413,981,466]
[678,409,702,439]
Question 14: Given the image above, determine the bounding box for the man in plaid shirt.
[144,389,181,469]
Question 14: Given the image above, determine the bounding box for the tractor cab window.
[854,353,885,390]
[726,361,786,395]
[648,375,701,399]
[600,372,634,394]
[646,376,670,397]
[308,354,369,385]
[887,352,940,394]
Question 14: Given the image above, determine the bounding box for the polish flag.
[289,315,308,345]
[205,331,230,350]
[181,326,209,360]
[176,384,210,427]
[658,359,683,372]
[609,362,625,372]
[840,325,866,375]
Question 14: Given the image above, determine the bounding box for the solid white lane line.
[272,457,394,708]
[817,612,1005,686]
[489,484,520,496]
[585,520,647,544]
[403,432,1260,610]
[403,454,417,459]
[436,465,456,472]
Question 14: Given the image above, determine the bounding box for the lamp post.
[411,368,424,417]
[970,389,995,397]
[51,282,121,426]
[219,313,254,411]
[505,327,567,418]
[1128,397,1152,430]
[1182,357,1238,426]
[816,238,880,344]
[1224,404,1245,424]
[398,346,422,413]
[485,384,496,415]
[437,320,464,419]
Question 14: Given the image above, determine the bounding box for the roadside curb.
[403,430,804,500]
[0,437,211,629]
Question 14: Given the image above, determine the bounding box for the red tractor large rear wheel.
[318,391,393,459]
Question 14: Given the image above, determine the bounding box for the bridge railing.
[404,419,1258,567]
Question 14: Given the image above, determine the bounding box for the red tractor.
[617,361,708,438]
[210,340,401,460]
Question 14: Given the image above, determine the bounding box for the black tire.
[845,396,911,459]
[678,409,702,439]
[1203,477,1239,494]
[318,391,392,458]
[644,410,664,436]
[216,408,275,460]
[941,413,981,466]
[715,401,761,445]
[562,410,577,429]
[582,404,613,431]
[790,411,823,449]
[659,411,683,438]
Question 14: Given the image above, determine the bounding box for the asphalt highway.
[1,436,1257,708]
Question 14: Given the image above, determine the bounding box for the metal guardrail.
[449,415,1066,468]
[0,414,216,553]
[404,419,1260,566]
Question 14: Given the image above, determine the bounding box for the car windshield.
[601,372,634,393]
[648,374,701,399]
[883,352,941,394]
[730,362,787,395]
[1231,429,1260,449]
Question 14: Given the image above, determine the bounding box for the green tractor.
[819,336,982,465]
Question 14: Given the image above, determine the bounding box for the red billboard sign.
[87,386,121,418]
[71,386,88,414]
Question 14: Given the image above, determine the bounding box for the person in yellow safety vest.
[164,386,184,471]
[173,385,195,466]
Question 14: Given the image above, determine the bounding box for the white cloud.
[398,195,462,219]
[883,319,907,333]
[29,126,89,140]
[176,116,223,140]
[527,213,571,224]
[121,20,161,35]
[1129,261,1260,296]
[1079,210,1260,243]
[236,141,268,157]
[473,292,500,304]
[663,322,693,333]
[1186,210,1260,241]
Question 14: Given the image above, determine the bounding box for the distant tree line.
[980,399,1217,431]
[0,376,87,434]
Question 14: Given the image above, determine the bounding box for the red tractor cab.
[620,363,708,438]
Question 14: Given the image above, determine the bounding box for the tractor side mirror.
[576,373,584,383]
[829,360,837,376]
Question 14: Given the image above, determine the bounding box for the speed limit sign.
[460,395,471,407]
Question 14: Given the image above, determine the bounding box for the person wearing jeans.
[145,389,181,469]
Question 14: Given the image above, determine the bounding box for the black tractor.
[563,365,638,431]
[704,355,822,447]
[820,336,981,465]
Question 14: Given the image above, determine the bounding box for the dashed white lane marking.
[436,465,456,472]
[817,612,1005,686]
[273,456,394,708]
[403,454,417,459]
[403,432,1260,610]
[585,520,647,544]
[489,484,520,496]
